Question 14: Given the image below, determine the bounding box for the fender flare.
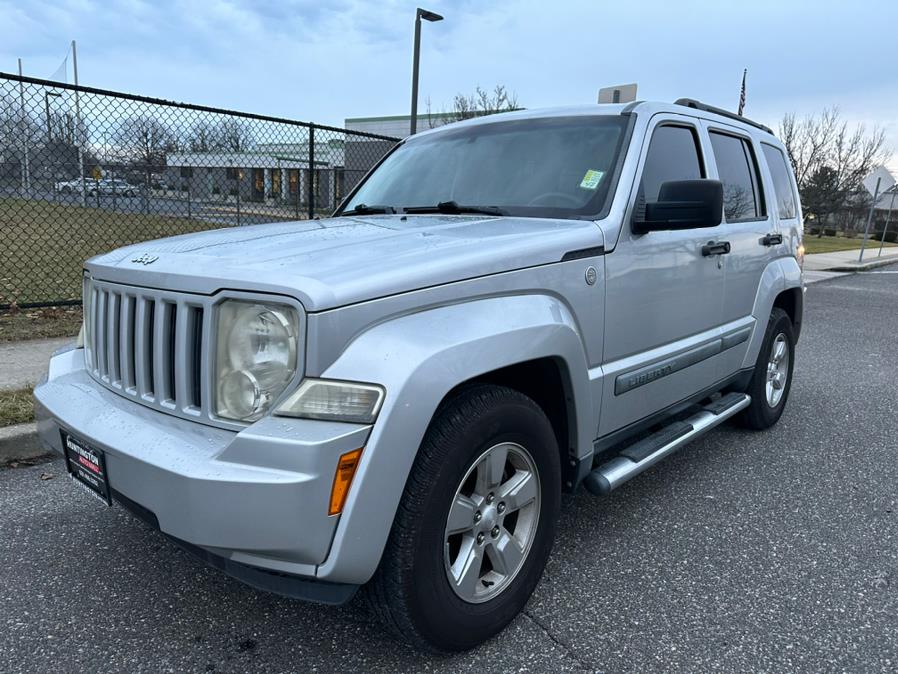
[742,256,802,369]
[314,294,593,584]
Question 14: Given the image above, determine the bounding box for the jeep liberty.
[35,99,804,651]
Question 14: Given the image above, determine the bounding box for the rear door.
[701,124,777,374]
[600,116,727,436]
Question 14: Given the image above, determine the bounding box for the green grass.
[803,234,898,255]
[0,197,223,307]
[0,387,34,428]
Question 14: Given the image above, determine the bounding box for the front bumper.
[34,347,371,596]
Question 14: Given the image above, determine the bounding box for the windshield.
[340,115,629,220]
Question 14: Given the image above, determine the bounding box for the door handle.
[701,240,731,256]
[761,232,783,246]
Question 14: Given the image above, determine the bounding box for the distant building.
[345,112,458,139]
[165,140,347,210]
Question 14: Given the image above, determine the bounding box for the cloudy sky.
[3,0,896,169]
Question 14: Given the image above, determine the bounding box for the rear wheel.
[367,385,561,652]
[738,307,795,429]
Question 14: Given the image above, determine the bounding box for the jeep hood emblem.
[131,253,159,265]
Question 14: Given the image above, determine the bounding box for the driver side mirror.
[632,179,723,234]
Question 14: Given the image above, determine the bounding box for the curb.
[815,256,898,273]
[0,423,51,465]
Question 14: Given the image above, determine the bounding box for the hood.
[86,214,604,311]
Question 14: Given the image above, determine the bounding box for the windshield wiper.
[339,203,396,216]
[403,201,506,216]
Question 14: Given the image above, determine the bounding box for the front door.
[600,117,727,436]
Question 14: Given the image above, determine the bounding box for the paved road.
[2,267,897,673]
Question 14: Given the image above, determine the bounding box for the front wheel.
[367,385,561,652]
[737,307,795,429]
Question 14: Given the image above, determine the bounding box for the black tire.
[367,384,561,652]
[737,307,795,429]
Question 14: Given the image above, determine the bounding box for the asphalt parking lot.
[2,266,897,673]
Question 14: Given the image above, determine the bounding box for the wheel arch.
[772,286,803,342]
[314,294,594,585]
[440,356,579,492]
[742,256,803,369]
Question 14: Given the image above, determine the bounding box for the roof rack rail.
[674,98,774,135]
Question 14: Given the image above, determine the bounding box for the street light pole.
[409,7,443,136]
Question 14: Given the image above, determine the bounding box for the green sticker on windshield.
[580,169,604,190]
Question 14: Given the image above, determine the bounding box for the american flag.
[738,69,747,116]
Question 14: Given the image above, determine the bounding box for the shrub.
[824,228,838,237]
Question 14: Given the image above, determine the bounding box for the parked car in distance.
[35,99,804,652]
[54,179,83,194]
[89,179,138,197]
[55,178,137,196]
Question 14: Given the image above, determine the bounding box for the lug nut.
[497,502,506,514]
[491,526,500,538]
[476,532,485,545]
[486,493,495,504]
[473,511,482,523]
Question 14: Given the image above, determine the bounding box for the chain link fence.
[0,72,399,308]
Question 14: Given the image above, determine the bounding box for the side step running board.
[584,392,751,496]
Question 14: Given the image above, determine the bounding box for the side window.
[709,132,765,222]
[761,144,797,219]
[640,125,704,203]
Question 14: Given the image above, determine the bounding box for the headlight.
[215,300,298,422]
[275,379,385,424]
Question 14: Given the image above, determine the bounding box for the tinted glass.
[640,125,703,203]
[709,132,763,221]
[342,116,629,221]
[762,144,797,219]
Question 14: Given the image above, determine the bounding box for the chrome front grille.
[84,278,209,422]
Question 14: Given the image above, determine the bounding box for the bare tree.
[185,121,216,152]
[427,85,521,127]
[114,115,177,180]
[779,107,890,234]
[214,119,255,152]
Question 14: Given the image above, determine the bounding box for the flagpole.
[72,39,87,207]
[17,58,31,193]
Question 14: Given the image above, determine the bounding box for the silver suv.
[35,99,804,651]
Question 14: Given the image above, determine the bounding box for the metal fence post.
[308,125,315,220]
[235,171,241,226]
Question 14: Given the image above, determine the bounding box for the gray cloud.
[2,0,895,168]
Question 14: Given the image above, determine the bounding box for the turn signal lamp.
[329,448,363,516]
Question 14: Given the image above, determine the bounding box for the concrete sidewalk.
[804,246,898,272]
[0,337,72,390]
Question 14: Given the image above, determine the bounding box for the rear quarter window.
[761,144,798,219]
[709,131,766,222]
